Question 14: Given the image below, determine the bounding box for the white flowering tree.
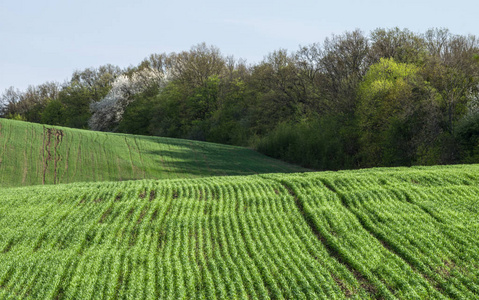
[88,45,225,131]
[89,67,168,131]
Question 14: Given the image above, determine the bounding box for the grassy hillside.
[0,118,306,187]
[1,165,478,299]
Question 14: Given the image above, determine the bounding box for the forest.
[2,27,479,170]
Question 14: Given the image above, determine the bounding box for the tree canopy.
[2,28,479,170]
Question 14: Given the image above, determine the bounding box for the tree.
[0,87,22,117]
[89,67,168,131]
[357,58,439,166]
[368,27,426,64]
[117,89,158,135]
[57,83,94,128]
[250,49,304,130]
[294,44,323,112]
[71,64,122,102]
[423,31,479,134]
[0,82,61,121]
[148,82,184,138]
[41,99,65,126]
[170,43,226,89]
[318,29,369,115]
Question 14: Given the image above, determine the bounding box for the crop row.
[0,176,366,299]
[265,167,479,299]
[1,165,479,298]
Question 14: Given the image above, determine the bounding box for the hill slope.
[1,165,478,299]
[0,118,306,187]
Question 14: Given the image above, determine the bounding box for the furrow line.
[320,179,451,299]
[60,127,72,184]
[275,180,383,299]
[1,123,13,183]
[72,134,83,181]
[22,127,28,184]
[124,137,136,178]
[401,190,444,224]
[133,137,146,179]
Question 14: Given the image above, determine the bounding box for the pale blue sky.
[0,0,477,92]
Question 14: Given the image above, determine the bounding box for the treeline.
[2,28,479,170]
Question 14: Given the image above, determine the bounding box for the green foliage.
[357,58,436,167]
[203,78,252,145]
[187,75,220,122]
[41,99,65,126]
[369,27,427,64]
[117,96,152,135]
[358,57,420,126]
[5,113,26,121]
[117,86,161,135]
[456,112,479,162]
[143,75,252,145]
[148,82,185,138]
[2,28,479,171]
[24,103,46,123]
[57,84,94,129]
[257,116,359,170]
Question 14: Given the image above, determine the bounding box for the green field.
[1,119,479,299]
[1,164,479,299]
[0,118,306,187]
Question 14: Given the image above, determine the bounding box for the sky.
[0,0,478,93]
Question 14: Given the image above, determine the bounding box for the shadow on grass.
[132,134,309,178]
